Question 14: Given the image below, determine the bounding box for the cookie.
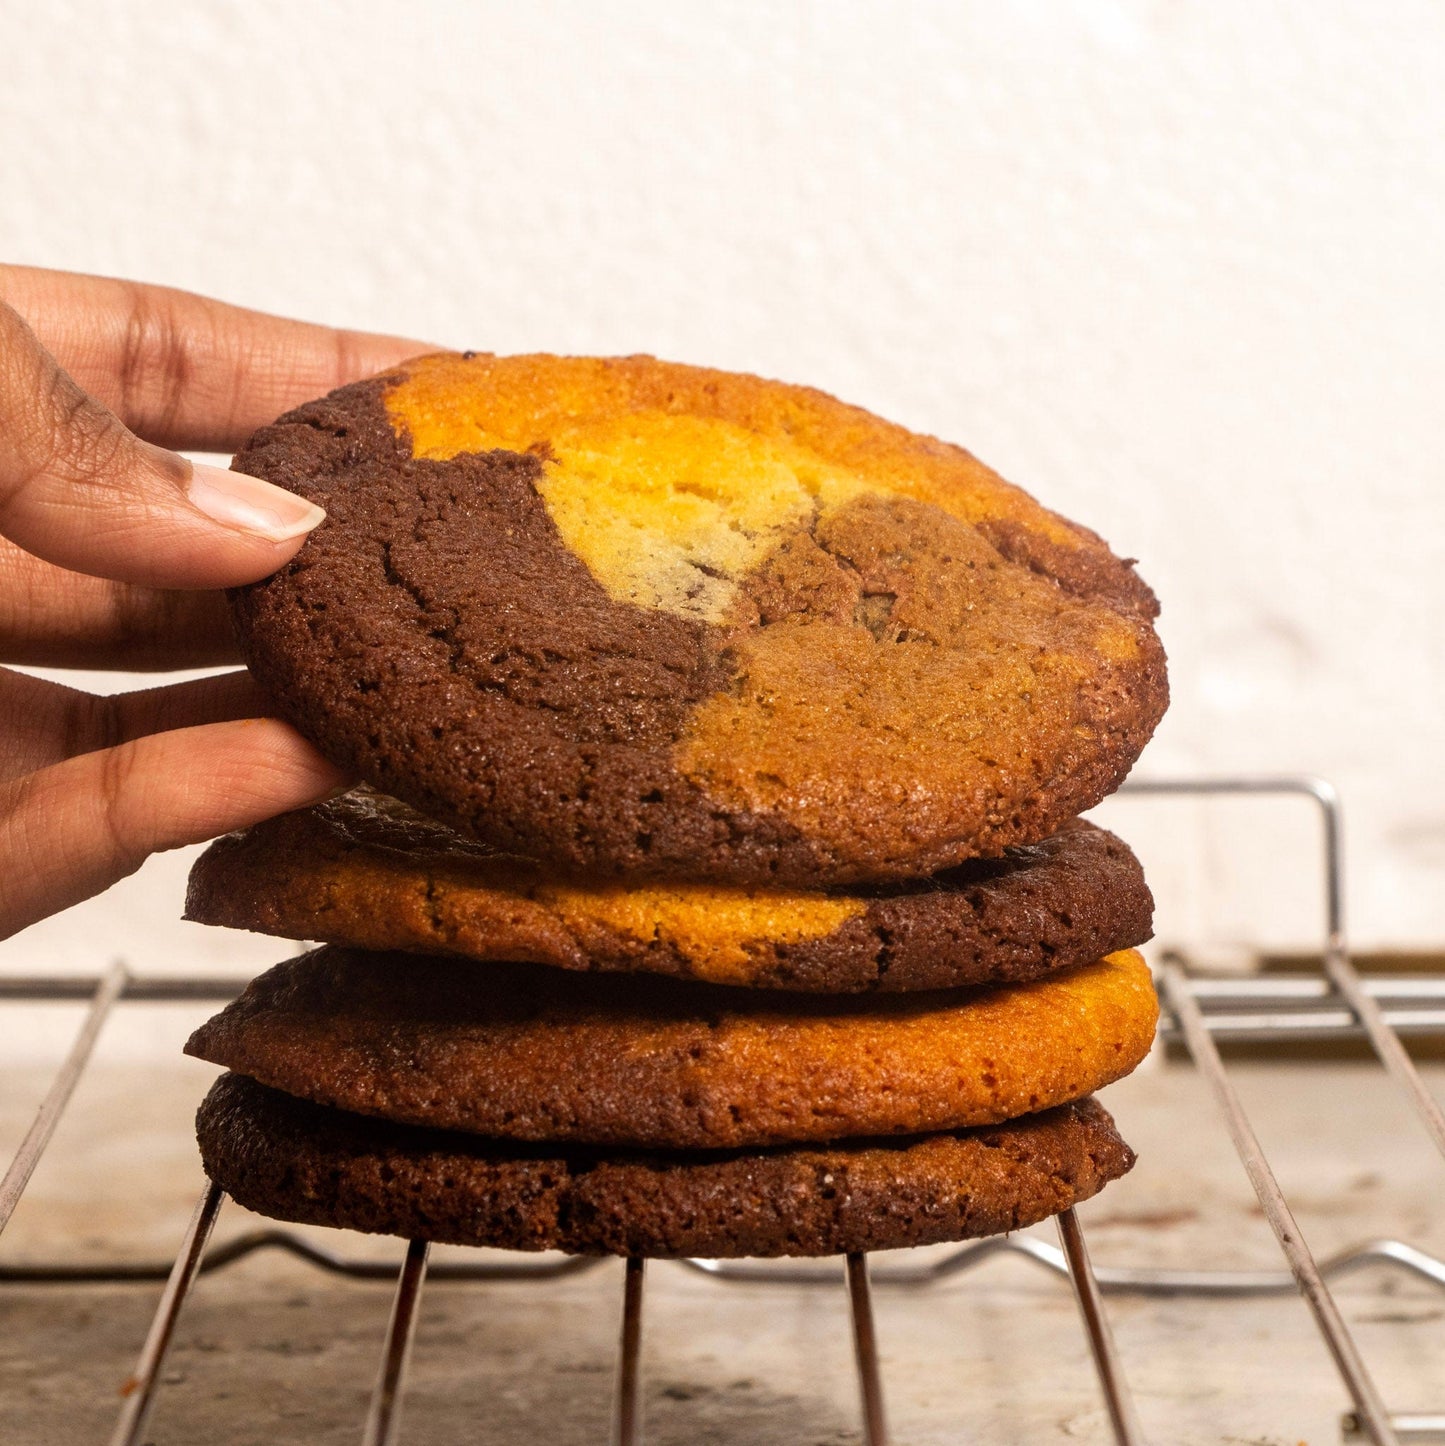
[185,793,1153,992]
[197,1073,1135,1258]
[185,946,1157,1149]
[229,354,1168,885]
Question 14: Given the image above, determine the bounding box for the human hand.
[0,265,429,938]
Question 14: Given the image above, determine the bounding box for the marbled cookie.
[186,792,1153,992]
[229,354,1168,885]
[184,946,1158,1149]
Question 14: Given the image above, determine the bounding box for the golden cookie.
[185,947,1158,1149]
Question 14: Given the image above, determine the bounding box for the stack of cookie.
[183,354,1168,1260]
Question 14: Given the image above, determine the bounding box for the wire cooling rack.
[2,777,1444,1445]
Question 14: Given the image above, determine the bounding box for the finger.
[0,301,332,588]
[0,265,433,452]
[0,538,237,669]
[0,716,348,940]
[0,667,273,780]
[107,670,276,745]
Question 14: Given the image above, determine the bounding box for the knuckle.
[46,374,133,481]
[0,328,135,497]
[332,327,371,388]
[73,692,124,760]
[96,744,148,870]
[118,281,193,437]
[332,328,353,388]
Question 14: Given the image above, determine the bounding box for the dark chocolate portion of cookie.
[185,797,1153,993]
[816,820,1154,992]
[197,1073,1135,1258]
[227,379,797,878]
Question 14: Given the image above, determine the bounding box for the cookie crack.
[378,534,467,670]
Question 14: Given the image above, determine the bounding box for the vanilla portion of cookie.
[535,879,863,984]
[389,380,866,623]
[383,352,1085,626]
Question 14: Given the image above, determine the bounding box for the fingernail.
[186,462,326,542]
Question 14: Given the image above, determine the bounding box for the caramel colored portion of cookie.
[185,947,1158,1149]
[678,492,1147,852]
[185,793,1154,993]
[199,1074,1136,1259]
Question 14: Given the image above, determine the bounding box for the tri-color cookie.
[184,946,1158,1149]
[198,1073,1136,1259]
[229,354,1168,886]
[185,792,1153,992]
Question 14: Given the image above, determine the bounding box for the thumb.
[0,302,325,589]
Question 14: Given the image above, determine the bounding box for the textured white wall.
[1,0,1441,973]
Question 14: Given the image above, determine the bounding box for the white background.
[1,0,1441,974]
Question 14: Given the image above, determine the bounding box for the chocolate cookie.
[185,793,1153,992]
[229,353,1168,885]
[185,946,1157,1149]
[198,1073,1135,1258]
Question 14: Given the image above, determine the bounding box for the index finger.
[0,265,435,452]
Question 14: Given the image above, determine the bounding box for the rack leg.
[362,1238,430,1446]
[611,1256,646,1446]
[1161,962,1399,1445]
[846,1251,890,1446]
[109,1179,225,1446]
[1056,1208,1146,1445]
[1,962,127,1235]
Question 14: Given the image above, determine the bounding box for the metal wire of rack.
[2,776,1444,1445]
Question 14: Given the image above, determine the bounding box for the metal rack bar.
[12,968,1445,1008]
[0,1232,607,1283]
[108,1179,226,1446]
[1056,1208,1145,1445]
[1160,960,1398,1445]
[676,1234,1445,1295]
[11,968,1445,1007]
[611,1257,646,1446]
[1124,778,1445,1156]
[13,971,1445,1042]
[0,973,246,1002]
[1161,1006,1445,1041]
[1322,941,1445,1155]
[0,960,127,1235]
[7,1227,1445,1296]
[362,1238,430,1446]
